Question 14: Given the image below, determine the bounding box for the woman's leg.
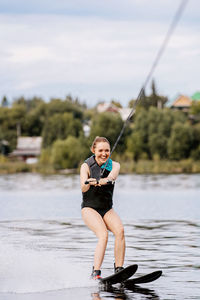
[82,207,108,270]
[103,209,125,268]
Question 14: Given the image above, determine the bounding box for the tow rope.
[101,0,189,177]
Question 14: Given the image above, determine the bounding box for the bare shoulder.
[112,161,120,170]
[80,162,89,172]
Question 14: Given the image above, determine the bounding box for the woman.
[80,136,125,279]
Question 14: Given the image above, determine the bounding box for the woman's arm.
[80,163,90,193]
[108,161,120,181]
[99,161,120,185]
[80,163,99,192]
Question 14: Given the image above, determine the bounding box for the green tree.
[128,88,147,109]
[12,96,27,107]
[126,107,189,160]
[148,80,168,109]
[24,102,46,136]
[190,123,200,159]
[190,101,200,115]
[168,122,193,160]
[147,107,163,137]
[126,108,149,159]
[51,136,83,169]
[89,112,128,153]
[1,96,9,107]
[111,100,122,108]
[190,101,200,123]
[47,97,84,120]
[42,112,83,148]
[129,81,168,110]
[157,109,174,137]
[133,108,149,144]
[148,133,168,159]
[126,131,146,160]
[0,105,26,150]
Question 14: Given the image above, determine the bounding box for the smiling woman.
[80,136,125,280]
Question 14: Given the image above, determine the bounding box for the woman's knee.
[97,230,108,243]
[114,226,125,239]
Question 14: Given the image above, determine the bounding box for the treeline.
[126,107,200,161]
[0,84,200,172]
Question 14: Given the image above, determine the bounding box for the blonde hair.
[91,136,110,152]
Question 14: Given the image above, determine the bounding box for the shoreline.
[0,159,200,175]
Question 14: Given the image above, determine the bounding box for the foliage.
[126,108,149,159]
[0,161,33,173]
[0,90,200,174]
[39,148,52,165]
[89,112,129,153]
[0,154,8,163]
[0,95,86,151]
[1,96,9,107]
[190,101,200,115]
[167,122,193,160]
[42,112,83,148]
[51,136,84,169]
[111,100,122,108]
[128,80,168,110]
[46,96,84,119]
[127,131,146,160]
[126,107,190,160]
[148,133,168,158]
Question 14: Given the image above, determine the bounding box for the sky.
[0,0,199,107]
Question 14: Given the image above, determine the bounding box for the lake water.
[0,173,200,300]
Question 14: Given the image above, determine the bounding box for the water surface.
[0,173,200,299]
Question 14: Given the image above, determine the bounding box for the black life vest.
[81,156,114,209]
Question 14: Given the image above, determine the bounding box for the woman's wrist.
[99,178,109,185]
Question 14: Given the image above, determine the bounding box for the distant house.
[97,102,119,114]
[10,137,42,164]
[171,95,192,111]
[96,102,132,121]
[118,108,132,121]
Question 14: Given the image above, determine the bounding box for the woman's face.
[93,142,110,165]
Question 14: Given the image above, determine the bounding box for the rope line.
[101,0,189,177]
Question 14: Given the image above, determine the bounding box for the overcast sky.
[0,0,199,107]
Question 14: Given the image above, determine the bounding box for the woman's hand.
[86,178,107,187]
[87,178,99,186]
[98,178,108,186]
[89,178,113,186]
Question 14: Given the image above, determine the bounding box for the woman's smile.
[94,142,110,165]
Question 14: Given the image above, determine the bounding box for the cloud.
[8,46,52,63]
[0,0,199,22]
[0,2,199,105]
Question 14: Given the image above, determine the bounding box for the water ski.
[123,270,162,288]
[100,264,138,285]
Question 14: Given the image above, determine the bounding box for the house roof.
[171,95,192,108]
[191,91,200,101]
[10,137,42,157]
[97,102,119,113]
[10,149,41,156]
[17,137,42,150]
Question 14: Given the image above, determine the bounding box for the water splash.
[0,244,95,293]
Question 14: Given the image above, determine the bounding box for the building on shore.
[9,136,42,164]
[97,102,119,113]
[171,95,192,112]
[97,102,132,121]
